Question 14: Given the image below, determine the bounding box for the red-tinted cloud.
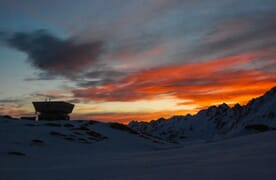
[73,51,276,105]
[70,50,276,122]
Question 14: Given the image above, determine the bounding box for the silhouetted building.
[32,101,74,120]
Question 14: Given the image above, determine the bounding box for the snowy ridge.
[129,86,276,142]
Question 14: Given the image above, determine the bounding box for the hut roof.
[32,101,74,114]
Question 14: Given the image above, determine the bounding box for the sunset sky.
[0,0,276,123]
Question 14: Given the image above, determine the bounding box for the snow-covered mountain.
[129,86,276,142]
[1,87,276,180]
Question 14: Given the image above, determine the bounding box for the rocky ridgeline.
[129,87,276,142]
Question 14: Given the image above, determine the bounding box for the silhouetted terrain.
[0,87,276,180]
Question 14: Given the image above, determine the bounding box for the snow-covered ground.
[1,117,276,180]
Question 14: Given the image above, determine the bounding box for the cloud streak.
[73,51,276,108]
[196,8,276,59]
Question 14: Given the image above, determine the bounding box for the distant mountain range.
[129,86,276,143]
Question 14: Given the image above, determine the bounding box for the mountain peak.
[218,103,229,110]
[264,86,276,97]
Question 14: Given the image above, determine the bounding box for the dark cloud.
[1,29,103,79]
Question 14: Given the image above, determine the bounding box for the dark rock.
[86,130,107,139]
[245,124,270,132]
[44,123,62,127]
[50,131,66,137]
[8,151,26,156]
[110,123,138,134]
[64,123,74,128]
[72,126,90,131]
[32,139,44,144]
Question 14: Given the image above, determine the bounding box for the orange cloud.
[75,52,275,96]
[72,50,276,122]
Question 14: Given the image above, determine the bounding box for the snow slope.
[129,86,276,142]
[1,86,276,180]
[0,117,168,179]
[0,117,276,180]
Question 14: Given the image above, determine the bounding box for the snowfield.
[0,87,276,180]
[0,117,276,180]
